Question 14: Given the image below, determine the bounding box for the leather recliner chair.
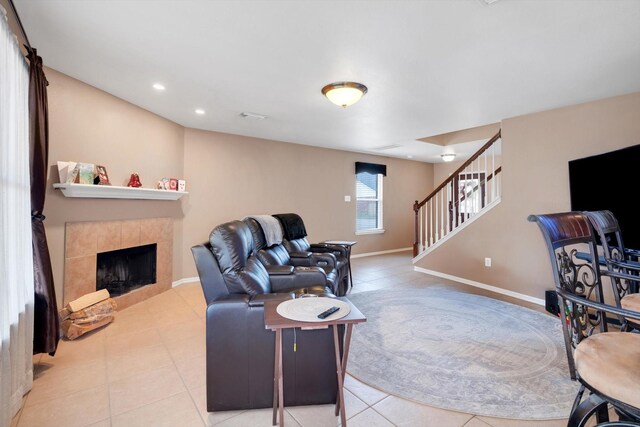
[273,213,350,293]
[191,220,340,411]
[243,217,344,296]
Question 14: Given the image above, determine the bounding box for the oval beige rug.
[346,288,579,420]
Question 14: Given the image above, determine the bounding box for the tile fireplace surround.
[64,217,173,310]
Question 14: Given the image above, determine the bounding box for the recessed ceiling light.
[152,83,165,91]
[195,109,205,115]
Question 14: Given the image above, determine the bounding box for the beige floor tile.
[105,327,163,356]
[18,385,109,427]
[175,354,206,390]
[150,304,200,327]
[111,391,203,427]
[476,416,568,427]
[108,364,186,416]
[157,318,205,343]
[27,359,107,407]
[174,283,205,305]
[105,310,157,338]
[215,408,300,427]
[340,408,395,427]
[464,418,493,427]
[164,334,206,362]
[144,290,191,313]
[344,375,388,406]
[286,389,368,427]
[188,385,247,426]
[85,421,111,427]
[373,396,473,427]
[39,332,106,370]
[107,344,174,382]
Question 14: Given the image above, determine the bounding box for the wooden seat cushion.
[575,332,640,409]
[621,293,640,312]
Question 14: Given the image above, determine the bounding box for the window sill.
[355,229,386,236]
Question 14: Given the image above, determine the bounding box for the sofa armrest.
[309,243,348,258]
[248,293,292,307]
[289,251,337,269]
[270,266,327,292]
[290,251,312,259]
[265,265,295,275]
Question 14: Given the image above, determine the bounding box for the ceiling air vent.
[373,144,402,151]
[240,112,267,120]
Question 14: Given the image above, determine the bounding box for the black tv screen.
[569,144,640,249]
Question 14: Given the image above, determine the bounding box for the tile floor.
[11,250,605,426]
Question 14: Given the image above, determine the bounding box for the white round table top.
[276,297,350,322]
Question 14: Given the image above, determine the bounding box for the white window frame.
[355,173,385,235]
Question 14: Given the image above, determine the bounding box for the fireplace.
[96,243,157,296]
[64,218,173,310]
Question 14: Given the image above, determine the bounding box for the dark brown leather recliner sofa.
[243,216,345,296]
[191,220,341,412]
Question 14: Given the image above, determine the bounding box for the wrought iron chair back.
[585,210,640,309]
[527,212,607,379]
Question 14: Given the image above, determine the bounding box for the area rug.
[346,288,579,420]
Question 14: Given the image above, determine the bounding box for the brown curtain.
[27,47,60,356]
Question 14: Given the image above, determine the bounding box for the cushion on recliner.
[209,220,271,295]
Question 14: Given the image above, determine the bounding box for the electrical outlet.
[484,257,492,267]
[344,195,351,202]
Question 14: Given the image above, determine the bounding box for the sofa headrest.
[243,217,267,251]
[209,220,254,273]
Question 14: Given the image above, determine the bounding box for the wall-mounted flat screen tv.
[569,144,640,249]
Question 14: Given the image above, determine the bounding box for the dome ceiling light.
[322,82,368,107]
[441,153,456,162]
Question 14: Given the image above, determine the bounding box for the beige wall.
[45,69,185,305]
[181,128,433,279]
[44,68,433,299]
[416,92,640,301]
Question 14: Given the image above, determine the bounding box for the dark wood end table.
[264,297,366,427]
[322,241,357,291]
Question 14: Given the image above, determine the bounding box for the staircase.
[413,130,502,260]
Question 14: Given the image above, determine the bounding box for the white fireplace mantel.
[53,183,187,200]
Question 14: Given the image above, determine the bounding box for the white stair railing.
[413,131,502,257]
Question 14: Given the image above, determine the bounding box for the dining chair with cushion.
[528,211,640,427]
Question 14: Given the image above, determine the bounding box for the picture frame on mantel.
[95,165,111,185]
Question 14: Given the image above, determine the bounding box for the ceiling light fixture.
[152,83,165,91]
[195,109,205,115]
[441,153,456,162]
[322,82,368,107]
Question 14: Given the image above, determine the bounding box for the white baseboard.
[351,247,412,259]
[172,277,199,288]
[413,266,545,306]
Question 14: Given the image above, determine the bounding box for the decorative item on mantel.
[127,173,142,188]
[157,177,186,191]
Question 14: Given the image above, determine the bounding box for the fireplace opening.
[96,243,157,296]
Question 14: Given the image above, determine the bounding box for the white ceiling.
[14,0,640,163]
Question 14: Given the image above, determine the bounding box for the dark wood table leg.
[273,329,284,426]
[332,324,347,426]
[334,324,353,417]
[347,247,353,291]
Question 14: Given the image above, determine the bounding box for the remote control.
[317,306,340,319]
